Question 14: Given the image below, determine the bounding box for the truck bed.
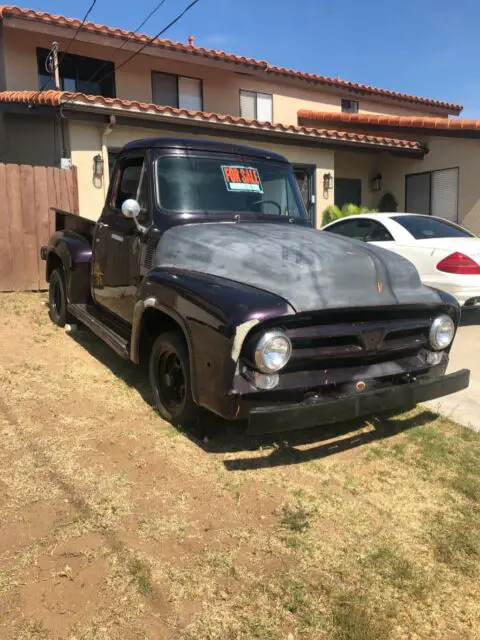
[54,209,95,244]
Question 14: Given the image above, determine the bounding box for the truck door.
[92,154,149,322]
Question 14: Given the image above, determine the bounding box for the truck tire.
[48,268,71,327]
[149,331,201,429]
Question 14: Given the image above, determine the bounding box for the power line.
[87,0,169,85]
[59,0,97,62]
[35,0,97,96]
[93,0,200,88]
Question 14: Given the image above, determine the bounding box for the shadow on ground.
[69,326,439,470]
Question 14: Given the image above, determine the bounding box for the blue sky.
[13,0,480,117]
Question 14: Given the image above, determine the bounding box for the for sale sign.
[221,165,264,193]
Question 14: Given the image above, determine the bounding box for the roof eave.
[61,99,426,155]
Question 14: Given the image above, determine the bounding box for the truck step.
[68,304,130,359]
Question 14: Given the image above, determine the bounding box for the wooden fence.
[0,164,79,292]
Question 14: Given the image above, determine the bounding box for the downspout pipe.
[101,115,116,197]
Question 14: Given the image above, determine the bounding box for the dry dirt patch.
[0,292,479,639]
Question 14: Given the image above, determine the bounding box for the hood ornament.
[377,280,384,293]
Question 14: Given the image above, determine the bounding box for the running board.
[68,304,130,359]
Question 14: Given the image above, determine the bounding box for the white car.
[322,213,480,307]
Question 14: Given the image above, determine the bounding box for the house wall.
[0,25,6,91]
[67,119,335,226]
[378,137,480,234]
[1,26,446,126]
[333,151,379,209]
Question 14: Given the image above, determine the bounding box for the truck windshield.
[156,155,307,218]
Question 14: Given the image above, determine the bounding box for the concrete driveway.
[426,310,480,431]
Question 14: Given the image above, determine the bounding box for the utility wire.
[34,0,97,97]
[58,0,97,63]
[87,0,169,85]
[92,0,200,88]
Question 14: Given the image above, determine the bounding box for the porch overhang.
[0,91,426,157]
[298,110,480,140]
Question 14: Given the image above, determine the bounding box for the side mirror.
[121,199,146,234]
[121,198,141,219]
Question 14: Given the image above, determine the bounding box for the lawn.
[0,293,479,639]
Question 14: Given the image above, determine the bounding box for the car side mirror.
[121,199,146,233]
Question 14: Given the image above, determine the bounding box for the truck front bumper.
[247,369,470,435]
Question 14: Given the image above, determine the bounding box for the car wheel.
[48,268,71,327]
[149,331,202,429]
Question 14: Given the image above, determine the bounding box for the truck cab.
[42,137,469,434]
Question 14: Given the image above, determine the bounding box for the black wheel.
[48,268,71,327]
[149,331,201,429]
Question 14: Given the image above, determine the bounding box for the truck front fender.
[132,268,293,417]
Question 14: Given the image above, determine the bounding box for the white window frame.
[152,71,203,110]
[239,89,273,121]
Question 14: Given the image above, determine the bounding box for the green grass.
[431,507,480,577]
[365,546,428,599]
[128,557,152,595]
[282,579,319,627]
[281,499,316,533]
[332,595,391,640]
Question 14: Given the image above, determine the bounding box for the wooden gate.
[0,164,79,292]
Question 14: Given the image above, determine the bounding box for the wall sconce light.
[93,154,104,177]
[323,172,333,192]
[371,173,382,192]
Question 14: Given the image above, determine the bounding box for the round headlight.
[429,314,455,351]
[254,330,292,373]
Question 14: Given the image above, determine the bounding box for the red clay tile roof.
[298,110,480,133]
[0,90,425,153]
[0,5,463,115]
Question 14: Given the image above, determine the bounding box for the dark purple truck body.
[41,138,469,433]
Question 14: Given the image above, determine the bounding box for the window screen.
[178,76,202,110]
[406,172,431,215]
[240,90,273,121]
[406,168,459,222]
[152,73,202,109]
[431,168,458,222]
[152,72,178,107]
[257,93,273,121]
[240,90,256,119]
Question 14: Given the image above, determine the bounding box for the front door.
[294,166,315,224]
[92,154,149,323]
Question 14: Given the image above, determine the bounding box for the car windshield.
[392,215,474,239]
[155,155,307,218]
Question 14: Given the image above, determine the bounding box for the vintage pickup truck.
[41,137,469,434]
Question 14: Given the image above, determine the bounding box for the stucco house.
[0,5,478,231]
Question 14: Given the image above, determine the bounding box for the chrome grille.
[283,313,431,370]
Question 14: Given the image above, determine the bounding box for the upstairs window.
[36,48,115,97]
[240,90,273,121]
[341,98,359,113]
[152,72,203,110]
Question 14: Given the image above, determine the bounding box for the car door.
[92,154,149,323]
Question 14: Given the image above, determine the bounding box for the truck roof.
[122,137,289,163]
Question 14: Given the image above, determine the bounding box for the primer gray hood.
[156,222,441,312]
